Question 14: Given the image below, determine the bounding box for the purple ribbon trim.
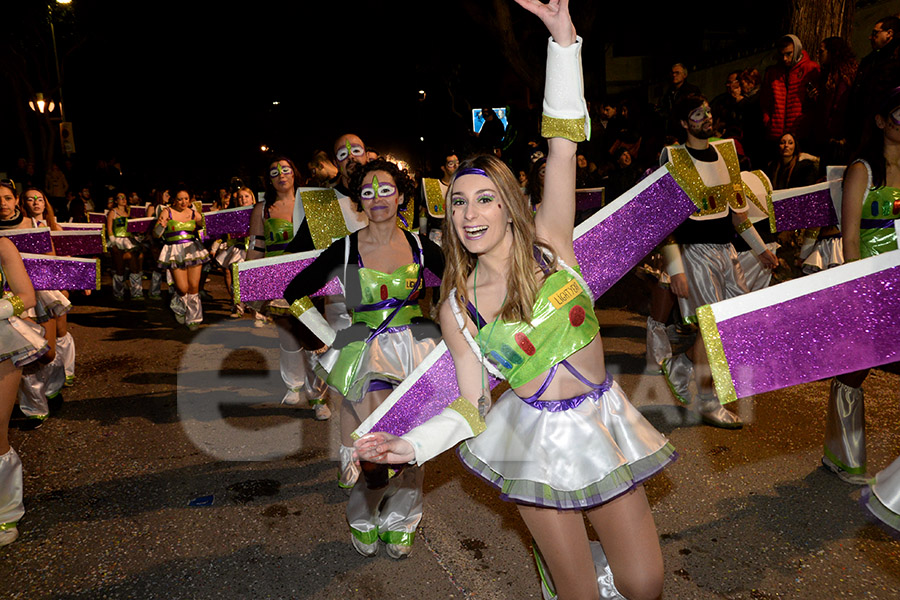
[357,297,417,312]
[366,379,395,393]
[519,372,613,411]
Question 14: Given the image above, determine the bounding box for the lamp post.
[50,0,69,122]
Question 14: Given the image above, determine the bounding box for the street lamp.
[28,93,56,114]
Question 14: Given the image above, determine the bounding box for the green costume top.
[461,259,598,389]
[162,217,200,245]
[264,217,293,256]
[860,185,900,258]
[111,215,130,238]
[354,263,424,330]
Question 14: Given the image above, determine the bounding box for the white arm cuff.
[660,243,684,277]
[542,36,590,140]
[400,399,486,466]
[739,224,768,255]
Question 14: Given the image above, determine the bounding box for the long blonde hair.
[440,154,557,324]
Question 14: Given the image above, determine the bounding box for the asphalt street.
[2,270,898,599]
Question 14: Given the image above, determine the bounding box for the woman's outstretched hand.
[512,0,576,47]
[354,432,416,465]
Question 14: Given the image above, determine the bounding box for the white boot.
[823,378,867,484]
[112,274,125,301]
[0,448,24,547]
[661,353,693,404]
[339,444,360,490]
[56,332,75,386]
[129,272,144,300]
[149,270,163,299]
[697,392,743,429]
[184,293,203,328]
[533,539,625,599]
[279,347,305,405]
[645,316,671,374]
[170,293,186,324]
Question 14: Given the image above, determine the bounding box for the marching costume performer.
[213,187,256,318]
[106,192,144,301]
[821,85,900,486]
[0,230,46,547]
[695,83,900,530]
[246,157,353,417]
[658,95,778,428]
[155,187,209,329]
[0,187,70,423]
[284,159,444,559]
[357,4,673,597]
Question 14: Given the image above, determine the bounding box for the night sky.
[4,0,788,192]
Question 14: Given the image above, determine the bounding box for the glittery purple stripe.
[573,171,697,298]
[204,207,252,238]
[88,213,106,224]
[127,219,154,233]
[129,206,149,218]
[0,231,53,254]
[23,257,97,290]
[237,257,343,302]
[50,232,104,256]
[367,349,501,437]
[716,264,900,398]
[772,188,837,232]
[575,190,604,211]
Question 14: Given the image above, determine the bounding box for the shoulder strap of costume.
[447,290,505,380]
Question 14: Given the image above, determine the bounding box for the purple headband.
[456,167,489,178]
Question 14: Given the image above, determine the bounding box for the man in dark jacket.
[760,34,820,147]
[846,16,900,149]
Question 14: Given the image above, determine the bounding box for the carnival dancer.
[357,2,673,597]
[246,157,331,419]
[18,188,72,412]
[0,235,45,547]
[822,84,900,486]
[0,185,68,424]
[284,159,444,559]
[147,189,171,300]
[155,187,209,329]
[22,188,76,387]
[659,94,778,428]
[106,191,144,301]
[214,186,256,318]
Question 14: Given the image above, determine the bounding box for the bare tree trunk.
[789,0,854,55]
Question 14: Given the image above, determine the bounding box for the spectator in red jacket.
[761,34,820,149]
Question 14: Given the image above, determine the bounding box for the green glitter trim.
[448,397,486,436]
[541,115,586,142]
[231,263,241,305]
[823,447,867,475]
[697,304,737,405]
[378,530,414,546]
[350,527,379,545]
